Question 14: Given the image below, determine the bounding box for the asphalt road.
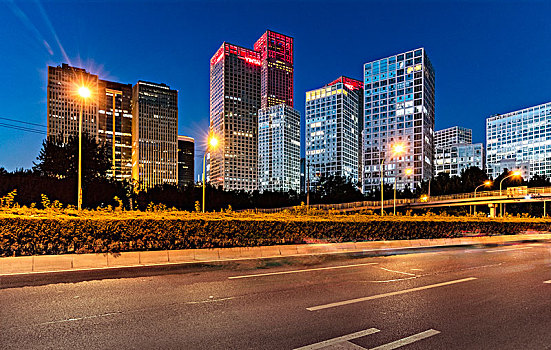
[1,242,551,349]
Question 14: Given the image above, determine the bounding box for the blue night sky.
[0,0,550,179]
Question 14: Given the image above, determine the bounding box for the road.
[1,242,551,349]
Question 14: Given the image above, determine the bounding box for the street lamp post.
[474,180,492,216]
[380,143,405,216]
[202,136,218,213]
[77,86,91,211]
[499,170,522,217]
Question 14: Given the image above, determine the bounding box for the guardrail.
[246,186,551,213]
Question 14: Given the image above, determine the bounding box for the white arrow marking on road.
[307,277,477,311]
[293,328,380,350]
[228,262,378,279]
[369,329,440,350]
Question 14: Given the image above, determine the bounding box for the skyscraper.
[209,43,261,191]
[132,81,178,189]
[254,30,294,108]
[258,104,300,192]
[305,77,363,184]
[434,126,484,176]
[486,102,551,179]
[98,80,133,181]
[209,30,295,192]
[47,64,99,144]
[177,135,195,186]
[362,48,435,192]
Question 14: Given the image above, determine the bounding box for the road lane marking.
[378,267,416,276]
[307,277,477,311]
[228,262,378,279]
[293,328,380,350]
[369,329,440,350]
[367,277,418,283]
[329,341,367,349]
[486,247,533,253]
[544,280,551,284]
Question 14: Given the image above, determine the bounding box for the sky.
[0,0,550,179]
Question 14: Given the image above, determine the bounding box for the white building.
[434,126,484,176]
[305,78,363,185]
[362,48,435,192]
[486,102,551,180]
[258,104,300,192]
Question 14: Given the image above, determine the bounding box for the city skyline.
[1,1,551,182]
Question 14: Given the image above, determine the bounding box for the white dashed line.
[486,247,533,253]
[293,328,380,350]
[544,280,551,284]
[228,262,378,279]
[307,277,477,311]
[369,329,440,350]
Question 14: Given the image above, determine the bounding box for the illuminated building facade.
[434,126,484,177]
[258,104,300,192]
[486,102,551,179]
[209,30,294,192]
[305,77,363,185]
[254,30,294,108]
[362,48,435,192]
[132,81,178,189]
[177,135,195,186]
[209,42,261,191]
[98,80,133,181]
[47,63,99,144]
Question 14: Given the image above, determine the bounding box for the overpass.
[252,186,551,216]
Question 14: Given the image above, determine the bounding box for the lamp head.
[512,170,521,176]
[393,143,405,154]
[484,180,492,186]
[209,137,219,148]
[405,168,413,175]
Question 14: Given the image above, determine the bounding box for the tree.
[314,175,364,204]
[33,135,111,183]
[527,174,551,187]
[460,166,489,191]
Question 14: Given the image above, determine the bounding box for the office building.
[98,80,133,181]
[254,30,294,108]
[209,30,294,191]
[132,81,178,189]
[362,48,435,192]
[305,77,363,185]
[486,102,551,179]
[258,104,300,192]
[434,126,472,148]
[177,135,195,186]
[47,64,99,144]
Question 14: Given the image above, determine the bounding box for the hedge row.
[1,216,550,256]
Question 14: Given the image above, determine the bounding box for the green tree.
[33,135,110,183]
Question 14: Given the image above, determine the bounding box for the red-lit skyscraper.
[254,30,294,108]
[209,30,294,192]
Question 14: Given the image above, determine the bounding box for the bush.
[1,209,550,256]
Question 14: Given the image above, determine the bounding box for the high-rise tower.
[362,48,435,192]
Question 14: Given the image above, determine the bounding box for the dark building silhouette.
[178,135,195,185]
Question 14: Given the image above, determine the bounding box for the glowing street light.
[473,180,492,215]
[499,170,522,217]
[420,194,429,202]
[77,86,91,210]
[202,135,219,213]
[380,142,405,215]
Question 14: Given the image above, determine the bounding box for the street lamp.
[499,170,522,217]
[473,180,492,216]
[393,168,413,215]
[202,135,219,213]
[380,142,405,215]
[77,86,91,210]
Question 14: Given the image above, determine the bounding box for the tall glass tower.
[362,48,435,192]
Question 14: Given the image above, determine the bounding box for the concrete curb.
[1,233,550,276]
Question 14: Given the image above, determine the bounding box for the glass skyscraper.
[258,104,300,192]
[486,102,551,179]
[305,77,362,185]
[362,48,435,192]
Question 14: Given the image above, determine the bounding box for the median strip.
[306,277,477,311]
[228,262,378,279]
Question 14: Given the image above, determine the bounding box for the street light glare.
[405,168,413,175]
[209,137,218,148]
[393,143,405,154]
[484,180,492,186]
[78,86,91,98]
[513,170,521,176]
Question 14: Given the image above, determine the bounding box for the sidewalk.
[1,233,550,276]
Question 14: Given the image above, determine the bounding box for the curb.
[1,233,550,276]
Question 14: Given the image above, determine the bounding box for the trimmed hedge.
[1,214,550,256]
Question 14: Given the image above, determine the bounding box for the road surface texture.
[1,242,550,349]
